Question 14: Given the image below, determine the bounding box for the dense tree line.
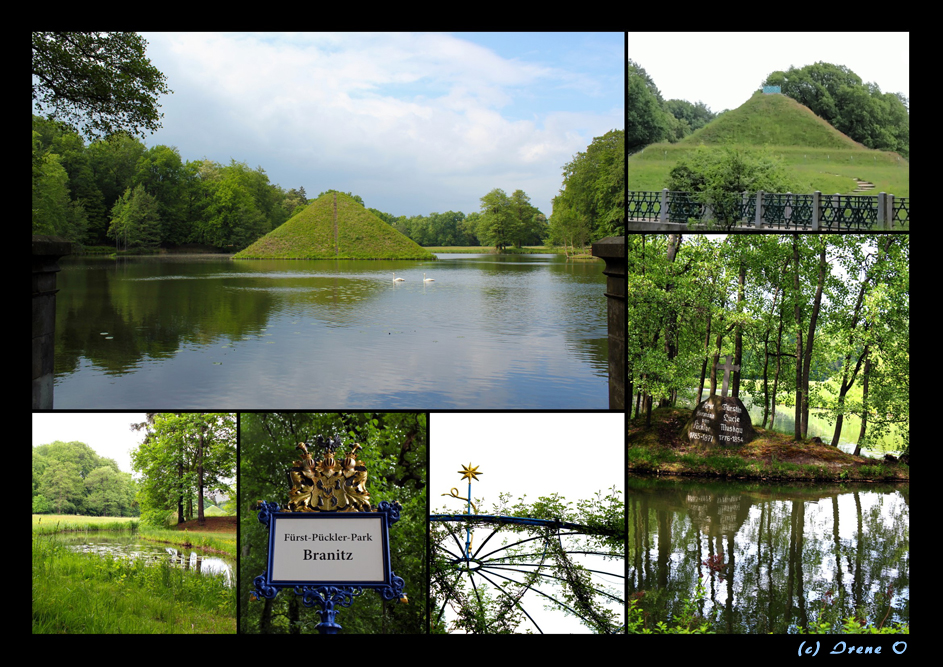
[629,235,909,458]
[762,62,909,158]
[32,440,138,516]
[131,413,236,527]
[33,121,619,253]
[32,116,307,251]
[628,59,719,154]
[550,129,625,250]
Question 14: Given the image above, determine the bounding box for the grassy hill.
[629,92,909,197]
[234,191,436,260]
[681,91,866,149]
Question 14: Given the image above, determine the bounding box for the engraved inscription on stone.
[681,394,756,447]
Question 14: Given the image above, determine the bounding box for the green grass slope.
[629,92,909,196]
[234,191,436,260]
[680,91,866,149]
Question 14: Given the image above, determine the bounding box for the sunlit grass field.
[629,145,909,198]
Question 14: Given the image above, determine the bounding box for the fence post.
[660,189,668,223]
[755,191,764,227]
[877,192,886,229]
[812,191,820,231]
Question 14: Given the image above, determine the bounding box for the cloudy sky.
[139,32,624,218]
[629,32,909,116]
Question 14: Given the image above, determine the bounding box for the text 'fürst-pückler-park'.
[284,532,375,541]
[284,531,375,561]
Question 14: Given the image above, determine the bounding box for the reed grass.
[32,532,235,633]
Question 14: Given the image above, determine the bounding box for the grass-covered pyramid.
[234,191,435,260]
[679,91,867,150]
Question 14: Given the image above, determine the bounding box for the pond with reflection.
[627,475,909,633]
[53,531,234,587]
[53,254,608,409]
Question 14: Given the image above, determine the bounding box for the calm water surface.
[628,476,909,633]
[53,254,609,409]
[51,531,234,586]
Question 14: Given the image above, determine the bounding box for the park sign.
[264,510,392,587]
[681,355,756,447]
[252,436,406,633]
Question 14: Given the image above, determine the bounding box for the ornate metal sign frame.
[253,500,405,597]
[251,437,406,633]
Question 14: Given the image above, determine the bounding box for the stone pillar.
[32,235,72,409]
[591,236,625,410]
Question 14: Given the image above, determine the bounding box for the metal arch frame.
[430,513,625,634]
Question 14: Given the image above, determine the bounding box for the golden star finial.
[458,463,482,482]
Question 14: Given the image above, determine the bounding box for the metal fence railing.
[628,189,908,230]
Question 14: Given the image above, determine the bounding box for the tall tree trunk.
[792,236,803,441]
[197,415,206,527]
[853,354,871,457]
[801,240,827,438]
[733,261,745,398]
[177,457,185,525]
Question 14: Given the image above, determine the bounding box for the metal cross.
[719,354,740,398]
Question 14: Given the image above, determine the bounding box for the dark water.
[52,254,609,409]
[54,531,234,586]
[627,476,909,633]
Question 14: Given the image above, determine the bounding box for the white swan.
[423,273,435,282]
[393,273,405,282]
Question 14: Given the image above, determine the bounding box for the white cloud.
[144,32,622,216]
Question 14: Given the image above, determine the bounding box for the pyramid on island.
[234,191,435,260]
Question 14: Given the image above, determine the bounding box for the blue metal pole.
[465,478,472,561]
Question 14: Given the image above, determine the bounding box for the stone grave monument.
[681,355,756,446]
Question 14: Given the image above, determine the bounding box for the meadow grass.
[630,145,909,197]
[32,521,236,633]
[32,514,138,535]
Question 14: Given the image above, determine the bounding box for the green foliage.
[108,184,161,251]
[667,145,806,229]
[431,489,624,633]
[32,32,172,140]
[553,129,624,240]
[32,533,235,633]
[629,235,909,453]
[763,62,909,158]
[31,116,309,249]
[130,413,236,527]
[627,579,715,634]
[32,441,138,516]
[680,91,866,150]
[239,413,426,634]
[628,59,671,153]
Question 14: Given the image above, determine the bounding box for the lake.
[627,475,909,633]
[52,253,609,409]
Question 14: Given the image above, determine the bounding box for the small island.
[234,191,436,260]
